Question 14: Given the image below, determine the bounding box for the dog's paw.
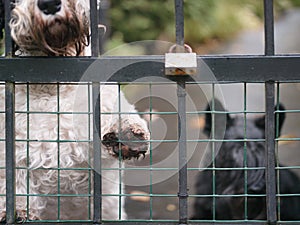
[16,210,40,223]
[102,125,149,160]
[0,210,40,223]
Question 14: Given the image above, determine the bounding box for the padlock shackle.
[169,44,193,54]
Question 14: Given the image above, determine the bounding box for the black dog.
[192,100,300,220]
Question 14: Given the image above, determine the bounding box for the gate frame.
[1,0,300,224]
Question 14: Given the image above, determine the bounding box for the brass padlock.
[165,44,197,76]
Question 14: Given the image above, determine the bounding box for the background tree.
[106,0,300,53]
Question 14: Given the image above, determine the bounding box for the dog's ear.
[203,99,231,137]
[254,103,286,136]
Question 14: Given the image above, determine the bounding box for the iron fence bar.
[275,83,281,220]
[5,81,15,224]
[92,82,102,224]
[4,0,13,56]
[174,0,188,224]
[211,87,216,220]
[99,0,110,54]
[0,218,296,225]
[0,222,177,225]
[90,0,99,57]
[188,223,268,225]
[264,0,275,56]
[149,84,154,220]
[10,222,271,225]
[243,83,249,220]
[265,81,277,224]
[87,83,92,220]
[177,80,188,225]
[2,56,300,82]
[175,0,184,47]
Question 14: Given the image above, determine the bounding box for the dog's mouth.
[102,131,149,160]
[45,20,61,36]
[39,16,85,55]
[43,24,68,50]
[27,13,89,56]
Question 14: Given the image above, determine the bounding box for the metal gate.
[1,0,300,224]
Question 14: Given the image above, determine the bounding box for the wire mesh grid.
[2,81,300,225]
[188,82,300,224]
[12,83,93,223]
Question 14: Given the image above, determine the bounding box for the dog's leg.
[0,170,41,223]
[15,170,41,222]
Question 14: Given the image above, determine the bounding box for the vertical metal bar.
[149,84,153,220]
[4,0,13,56]
[265,81,277,224]
[93,82,102,224]
[26,84,30,220]
[174,1,188,223]
[174,0,184,48]
[177,80,188,225]
[87,83,92,220]
[243,83,248,220]
[275,83,281,220]
[117,84,122,220]
[90,0,99,57]
[5,82,15,224]
[99,0,110,54]
[264,0,275,56]
[56,84,61,220]
[211,85,216,220]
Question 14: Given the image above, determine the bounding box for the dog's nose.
[38,0,62,15]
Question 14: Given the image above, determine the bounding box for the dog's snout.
[38,0,62,15]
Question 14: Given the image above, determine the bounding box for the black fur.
[192,100,300,220]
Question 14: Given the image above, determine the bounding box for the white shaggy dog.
[0,0,150,222]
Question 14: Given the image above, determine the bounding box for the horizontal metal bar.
[15,222,270,225]
[12,110,267,115]
[16,222,94,225]
[4,222,176,225]
[11,166,267,171]
[188,222,268,225]
[0,56,300,82]
[189,222,268,225]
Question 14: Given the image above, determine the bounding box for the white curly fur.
[10,0,91,56]
[0,0,150,221]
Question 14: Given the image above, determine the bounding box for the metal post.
[177,80,188,225]
[4,0,13,56]
[174,0,184,49]
[174,1,188,224]
[93,82,102,224]
[265,81,277,224]
[5,82,15,224]
[264,0,275,56]
[90,0,100,57]
[99,0,110,54]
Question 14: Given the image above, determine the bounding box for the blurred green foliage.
[107,0,300,52]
